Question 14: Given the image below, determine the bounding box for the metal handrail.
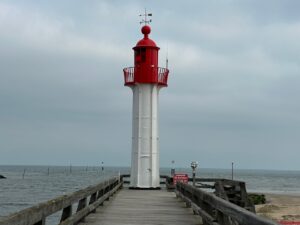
[157,67,169,85]
[123,67,135,84]
[123,67,169,86]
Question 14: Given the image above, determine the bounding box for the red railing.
[157,67,169,86]
[123,67,169,86]
[123,67,135,85]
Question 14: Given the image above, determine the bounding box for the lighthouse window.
[135,50,141,62]
[135,48,146,63]
[141,48,146,62]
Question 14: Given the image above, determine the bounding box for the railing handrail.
[123,66,169,86]
[0,176,123,225]
[123,66,169,72]
[176,182,279,225]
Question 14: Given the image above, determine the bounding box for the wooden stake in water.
[47,167,50,176]
[22,169,26,179]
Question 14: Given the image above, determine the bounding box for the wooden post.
[192,170,196,186]
[89,192,97,213]
[33,219,45,225]
[77,198,87,212]
[98,188,104,206]
[105,181,110,201]
[75,197,87,224]
[215,181,232,225]
[60,205,72,222]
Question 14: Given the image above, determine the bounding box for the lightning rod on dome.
[166,44,169,69]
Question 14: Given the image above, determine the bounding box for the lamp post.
[171,160,175,176]
[231,162,234,180]
[191,161,198,186]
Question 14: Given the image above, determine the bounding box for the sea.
[1,165,300,224]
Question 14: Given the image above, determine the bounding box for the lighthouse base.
[129,186,161,190]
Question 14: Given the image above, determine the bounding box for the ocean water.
[1,165,300,223]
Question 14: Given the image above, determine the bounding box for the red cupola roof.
[135,25,158,48]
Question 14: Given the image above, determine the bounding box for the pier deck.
[84,188,201,225]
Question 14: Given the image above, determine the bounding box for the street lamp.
[171,160,175,176]
[190,161,198,186]
[231,162,234,180]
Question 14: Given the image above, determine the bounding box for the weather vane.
[139,9,152,25]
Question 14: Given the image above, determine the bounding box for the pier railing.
[175,181,279,225]
[0,176,123,225]
[0,174,280,225]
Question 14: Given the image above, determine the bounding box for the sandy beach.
[256,193,300,223]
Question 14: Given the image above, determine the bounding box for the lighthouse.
[123,17,169,189]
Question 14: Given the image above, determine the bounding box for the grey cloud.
[1,0,300,169]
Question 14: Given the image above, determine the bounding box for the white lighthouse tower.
[123,17,169,189]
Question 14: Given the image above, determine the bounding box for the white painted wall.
[129,83,162,188]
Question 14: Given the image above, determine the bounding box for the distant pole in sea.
[101,161,104,172]
[69,164,72,174]
[47,167,50,176]
[22,169,26,179]
[231,162,234,180]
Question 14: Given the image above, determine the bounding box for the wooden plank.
[85,188,202,225]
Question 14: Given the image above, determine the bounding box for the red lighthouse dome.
[135,25,158,48]
[123,25,169,86]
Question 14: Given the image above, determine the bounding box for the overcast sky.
[1,0,300,170]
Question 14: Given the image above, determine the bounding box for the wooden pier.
[85,188,200,225]
[0,175,280,225]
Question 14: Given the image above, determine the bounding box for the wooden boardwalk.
[84,188,202,225]
[0,176,279,225]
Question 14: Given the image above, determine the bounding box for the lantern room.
[123,25,169,86]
